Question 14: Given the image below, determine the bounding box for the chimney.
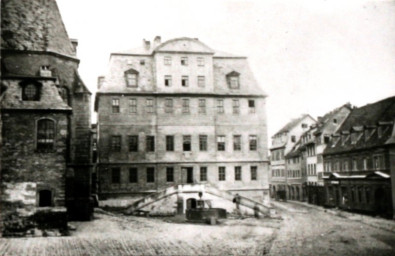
[97,76,105,89]
[143,39,151,51]
[70,39,78,56]
[153,36,161,48]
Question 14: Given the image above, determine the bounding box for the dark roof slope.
[325,96,395,154]
[1,0,75,56]
[340,96,395,130]
[315,103,352,135]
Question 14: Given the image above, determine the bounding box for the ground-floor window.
[218,167,226,181]
[166,167,174,182]
[200,167,207,181]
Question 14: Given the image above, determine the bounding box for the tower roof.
[1,0,75,57]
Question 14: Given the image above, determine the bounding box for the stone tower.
[0,0,93,232]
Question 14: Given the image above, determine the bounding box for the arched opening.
[39,190,52,207]
[186,198,197,210]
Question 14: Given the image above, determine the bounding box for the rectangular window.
[165,98,173,113]
[182,76,189,87]
[232,99,240,114]
[217,135,225,151]
[166,167,174,182]
[112,168,121,184]
[128,135,138,152]
[147,167,155,183]
[129,168,138,183]
[166,135,174,151]
[233,135,241,151]
[363,158,368,170]
[126,73,137,87]
[181,57,188,66]
[37,119,55,151]
[197,57,205,66]
[198,99,206,114]
[112,98,120,113]
[235,166,242,181]
[183,135,191,151]
[249,135,257,151]
[146,98,154,113]
[248,100,255,113]
[164,75,172,87]
[146,136,155,152]
[218,167,226,181]
[217,99,224,114]
[198,76,205,87]
[199,135,207,151]
[229,76,239,89]
[200,167,207,181]
[111,136,121,152]
[164,56,172,65]
[129,98,137,113]
[182,99,190,114]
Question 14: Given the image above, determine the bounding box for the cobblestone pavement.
[0,210,279,256]
[268,201,395,256]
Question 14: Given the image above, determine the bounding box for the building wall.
[1,111,69,209]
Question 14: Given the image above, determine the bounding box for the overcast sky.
[57,0,395,139]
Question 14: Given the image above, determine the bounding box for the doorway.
[183,167,194,184]
[39,190,52,207]
[186,198,197,209]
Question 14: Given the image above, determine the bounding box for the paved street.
[269,201,395,256]
[0,204,394,255]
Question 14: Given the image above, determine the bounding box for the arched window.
[37,119,55,152]
[124,68,139,87]
[38,190,52,207]
[20,80,42,101]
[226,71,240,89]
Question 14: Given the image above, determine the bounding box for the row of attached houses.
[269,97,395,219]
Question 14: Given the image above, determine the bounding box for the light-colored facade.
[269,115,315,199]
[95,37,270,205]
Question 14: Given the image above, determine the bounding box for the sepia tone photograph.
[0,0,395,255]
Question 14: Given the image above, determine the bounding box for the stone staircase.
[124,183,272,216]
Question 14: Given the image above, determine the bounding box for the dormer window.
[197,57,205,66]
[40,65,52,77]
[20,80,41,101]
[164,56,172,65]
[181,57,188,66]
[124,69,139,87]
[226,71,240,89]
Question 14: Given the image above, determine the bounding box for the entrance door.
[186,167,193,183]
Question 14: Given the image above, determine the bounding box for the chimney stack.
[143,39,151,51]
[70,39,78,56]
[153,36,161,48]
[97,76,105,89]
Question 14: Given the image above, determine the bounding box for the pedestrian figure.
[233,193,241,216]
[253,204,260,219]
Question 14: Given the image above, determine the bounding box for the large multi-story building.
[269,114,315,200]
[323,96,395,218]
[95,37,270,210]
[1,0,93,232]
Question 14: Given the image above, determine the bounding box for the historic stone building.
[323,96,395,218]
[0,0,93,232]
[95,37,270,211]
[269,114,315,200]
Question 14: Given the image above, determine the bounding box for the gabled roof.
[1,0,75,57]
[273,114,315,137]
[314,103,352,135]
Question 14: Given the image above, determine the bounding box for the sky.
[57,0,395,139]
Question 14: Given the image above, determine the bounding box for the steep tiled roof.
[273,114,314,137]
[1,0,75,56]
[325,96,395,154]
[1,79,71,111]
[314,103,352,135]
